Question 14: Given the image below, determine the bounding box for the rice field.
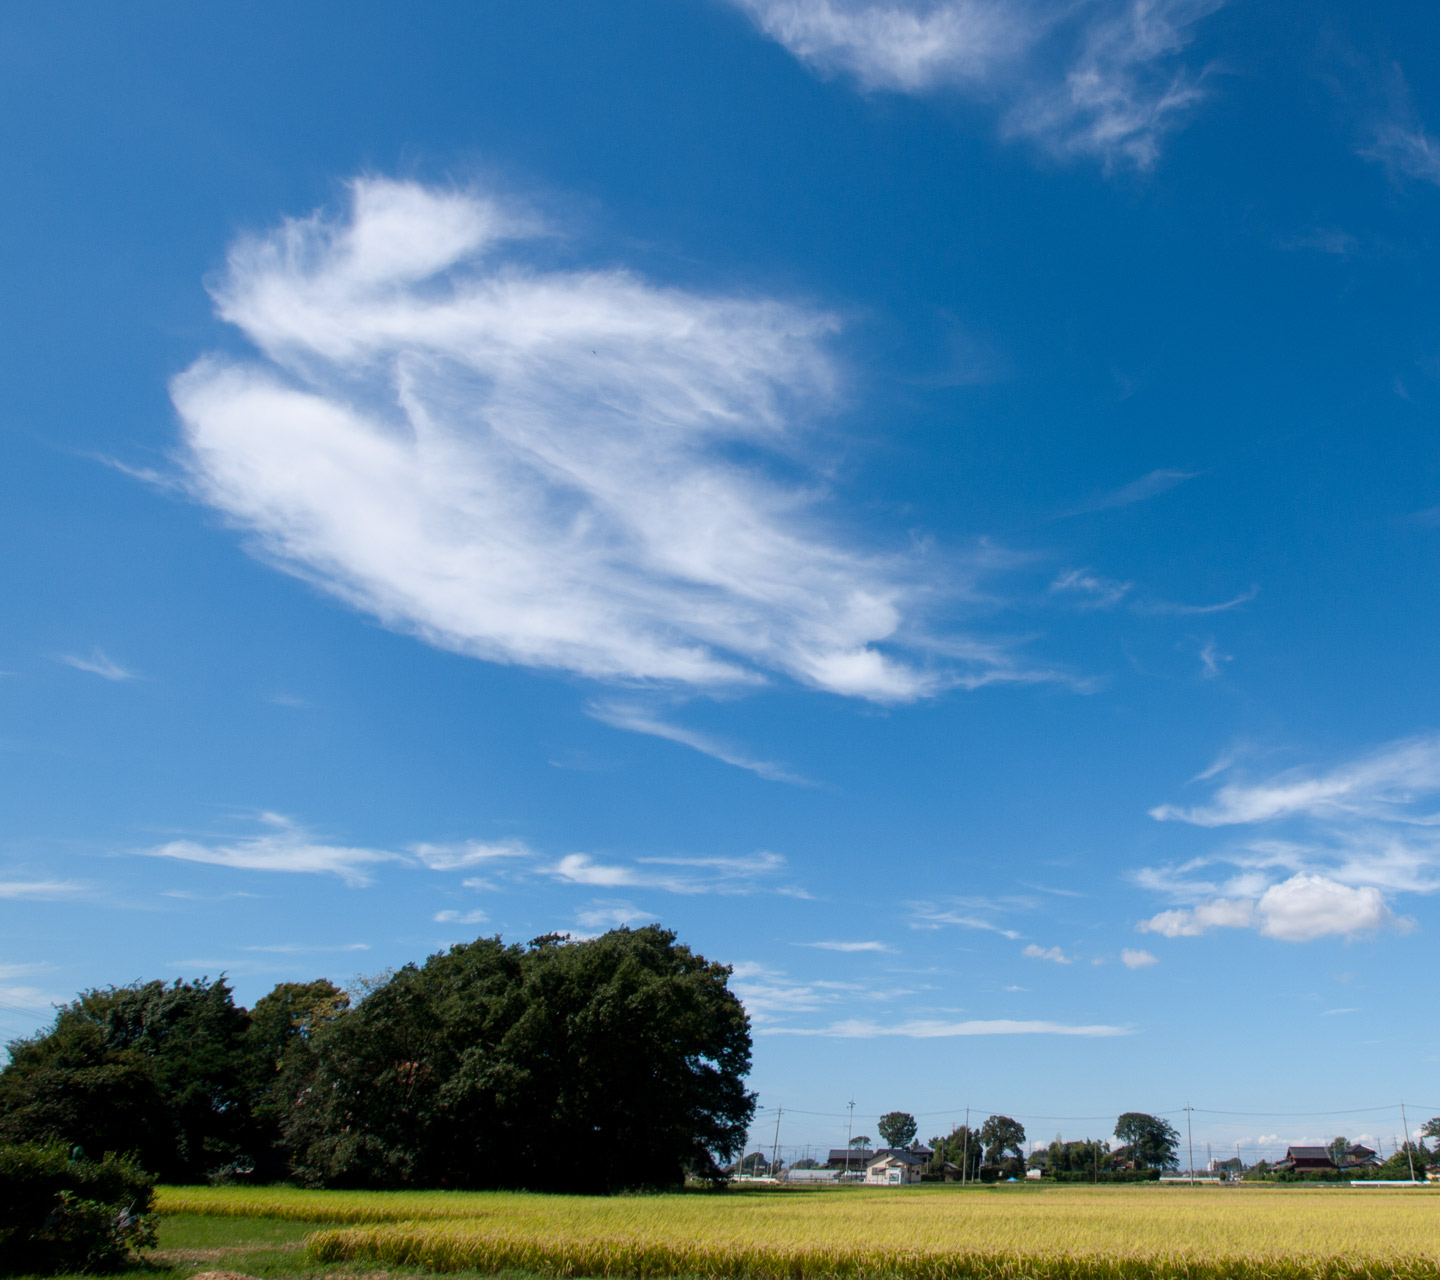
[156,1183,1440,1280]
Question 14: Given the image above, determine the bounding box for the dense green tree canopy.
[1113,1113,1180,1169]
[979,1114,1026,1164]
[877,1111,917,1149]
[283,926,753,1191]
[928,1124,982,1179]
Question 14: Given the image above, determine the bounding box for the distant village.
[730,1110,1440,1186]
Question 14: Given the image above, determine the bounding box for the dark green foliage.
[282,926,754,1192]
[1049,1167,1161,1182]
[877,1111,918,1149]
[927,1124,982,1179]
[0,978,251,1182]
[979,1114,1026,1164]
[1113,1112,1180,1169]
[1044,1138,1112,1176]
[0,1143,155,1275]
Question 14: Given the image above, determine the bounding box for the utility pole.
[771,1104,783,1180]
[961,1105,970,1187]
[1401,1102,1417,1184]
[845,1099,855,1178]
[1184,1104,1196,1186]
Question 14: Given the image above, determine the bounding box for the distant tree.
[1327,1136,1350,1163]
[1422,1117,1440,1145]
[1045,1137,1109,1176]
[929,1124,982,1180]
[793,1157,817,1169]
[979,1114,1027,1164]
[877,1112,918,1149]
[0,978,251,1182]
[850,1135,873,1148]
[284,927,753,1191]
[1113,1113,1180,1169]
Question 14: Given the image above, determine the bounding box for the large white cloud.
[1137,876,1391,943]
[725,0,1223,168]
[172,179,1046,704]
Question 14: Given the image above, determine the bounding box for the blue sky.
[4,0,1440,1164]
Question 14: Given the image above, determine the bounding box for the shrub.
[0,1143,155,1275]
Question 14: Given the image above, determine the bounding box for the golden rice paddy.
[156,1183,1440,1280]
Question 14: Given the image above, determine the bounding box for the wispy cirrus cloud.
[1135,735,1440,943]
[796,940,896,953]
[1062,467,1200,516]
[0,880,87,900]
[587,700,809,784]
[549,849,795,896]
[726,0,1222,169]
[763,1016,1129,1038]
[55,649,140,681]
[169,177,1065,721]
[147,813,401,887]
[908,896,1025,938]
[1361,67,1440,187]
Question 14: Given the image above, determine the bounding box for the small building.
[1338,1145,1380,1169]
[1274,1146,1338,1174]
[826,1147,874,1171]
[865,1149,926,1185]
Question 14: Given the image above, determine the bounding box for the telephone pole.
[1401,1102,1417,1183]
[1184,1104,1196,1186]
[845,1099,856,1177]
[961,1105,970,1186]
[771,1104,783,1180]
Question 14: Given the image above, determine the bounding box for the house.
[1337,1145,1380,1169]
[865,1149,926,1185]
[1274,1147,1337,1173]
[825,1145,933,1173]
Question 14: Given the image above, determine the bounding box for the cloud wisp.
[587,700,810,784]
[56,649,141,681]
[764,1017,1130,1038]
[1135,735,1440,943]
[727,1,1223,169]
[170,177,1060,713]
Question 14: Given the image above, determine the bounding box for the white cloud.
[56,649,140,681]
[797,940,896,952]
[433,908,489,925]
[1137,875,1390,943]
[549,849,793,896]
[1022,943,1072,964]
[727,0,1222,169]
[145,813,400,887]
[908,899,1022,938]
[1120,947,1158,968]
[1049,567,1132,609]
[409,838,535,870]
[1063,467,1199,515]
[763,1017,1129,1037]
[1151,735,1440,827]
[575,901,654,931]
[1197,637,1230,678]
[244,942,370,953]
[0,880,86,900]
[170,177,1059,711]
[587,701,808,783]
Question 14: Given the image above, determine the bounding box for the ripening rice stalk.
[158,1183,1440,1279]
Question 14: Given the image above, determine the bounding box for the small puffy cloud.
[1022,943,1072,964]
[575,901,654,931]
[433,908,488,925]
[1137,875,1390,943]
[1120,947,1158,969]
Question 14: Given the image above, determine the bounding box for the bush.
[0,1143,155,1274]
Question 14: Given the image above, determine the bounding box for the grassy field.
[141,1183,1440,1280]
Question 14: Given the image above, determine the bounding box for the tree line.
[0,927,755,1192]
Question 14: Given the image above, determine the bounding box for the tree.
[283,927,754,1191]
[979,1114,1026,1164]
[877,1112,918,1149]
[850,1135,873,1148]
[1113,1113,1180,1169]
[0,978,252,1182]
[929,1124,982,1180]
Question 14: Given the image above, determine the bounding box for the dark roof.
[869,1149,924,1166]
[1285,1147,1335,1162]
[827,1149,874,1163]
